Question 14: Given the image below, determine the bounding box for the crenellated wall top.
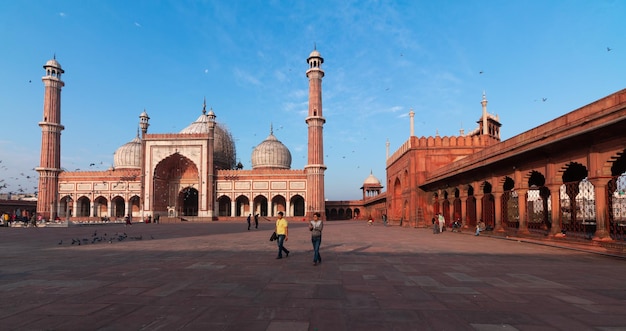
[386,134,496,167]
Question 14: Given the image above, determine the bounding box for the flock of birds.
[57,230,153,246]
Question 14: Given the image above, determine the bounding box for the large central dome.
[180,108,237,170]
[251,129,291,169]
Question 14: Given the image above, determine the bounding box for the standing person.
[309,212,323,265]
[254,214,259,229]
[246,214,251,230]
[125,214,132,227]
[382,214,387,227]
[275,211,289,259]
[438,213,445,233]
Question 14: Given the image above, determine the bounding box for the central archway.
[153,153,199,216]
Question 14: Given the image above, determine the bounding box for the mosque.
[37,46,624,245]
[36,49,328,222]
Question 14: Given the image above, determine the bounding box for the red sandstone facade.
[384,89,626,243]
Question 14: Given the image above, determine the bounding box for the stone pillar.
[475,193,483,226]
[125,200,130,218]
[493,191,504,233]
[547,184,562,236]
[589,178,611,241]
[286,199,291,217]
[460,190,468,228]
[517,189,530,234]
[231,200,236,217]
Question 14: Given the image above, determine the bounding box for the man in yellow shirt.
[275,211,290,259]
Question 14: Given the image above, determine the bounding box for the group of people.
[270,211,324,266]
[433,213,486,236]
[246,213,259,230]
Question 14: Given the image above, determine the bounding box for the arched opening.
[560,162,595,238]
[76,196,90,217]
[271,195,286,217]
[608,150,626,241]
[253,195,268,216]
[235,195,250,217]
[153,153,199,217]
[502,176,518,228]
[393,177,402,222]
[527,171,551,234]
[178,188,198,216]
[111,196,125,218]
[129,195,140,219]
[217,195,231,217]
[290,194,305,217]
[94,196,108,217]
[60,195,73,219]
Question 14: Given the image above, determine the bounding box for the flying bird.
[607,47,612,52]
[479,71,484,74]
[542,98,547,102]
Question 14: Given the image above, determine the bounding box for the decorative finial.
[270,123,274,135]
[314,42,317,50]
[53,53,56,60]
[136,127,140,138]
[202,97,207,114]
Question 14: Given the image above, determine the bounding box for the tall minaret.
[409,108,415,136]
[36,57,65,219]
[305,47,326,218]
[481,91,488,135]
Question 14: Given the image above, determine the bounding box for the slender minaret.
[206,102,216,218]
[305,47,326,218]
[36,57,65,219]
[481,91,488,135]
[409,108,415,136]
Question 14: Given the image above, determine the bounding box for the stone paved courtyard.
[1,220,625,331]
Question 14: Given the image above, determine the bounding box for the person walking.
[247,214,252,230]
[309,212,323,265]
[125,214,132,227]
[438,213,445,233]
[382,214,387,226]
[275,211,289,259]
[254,213,259,229]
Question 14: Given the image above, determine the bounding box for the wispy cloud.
[134,22,142,27]
[233,67,260,86]
[59,12,66,18]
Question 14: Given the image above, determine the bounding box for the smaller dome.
[251,131,292,169]
[309,49,321,58]
[44,58,62,69]
[113,136,141,169]
[363,172,381,185]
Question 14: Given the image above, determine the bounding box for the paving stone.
[1,221,625,330]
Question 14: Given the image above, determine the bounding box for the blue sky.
[1,0,625,200]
